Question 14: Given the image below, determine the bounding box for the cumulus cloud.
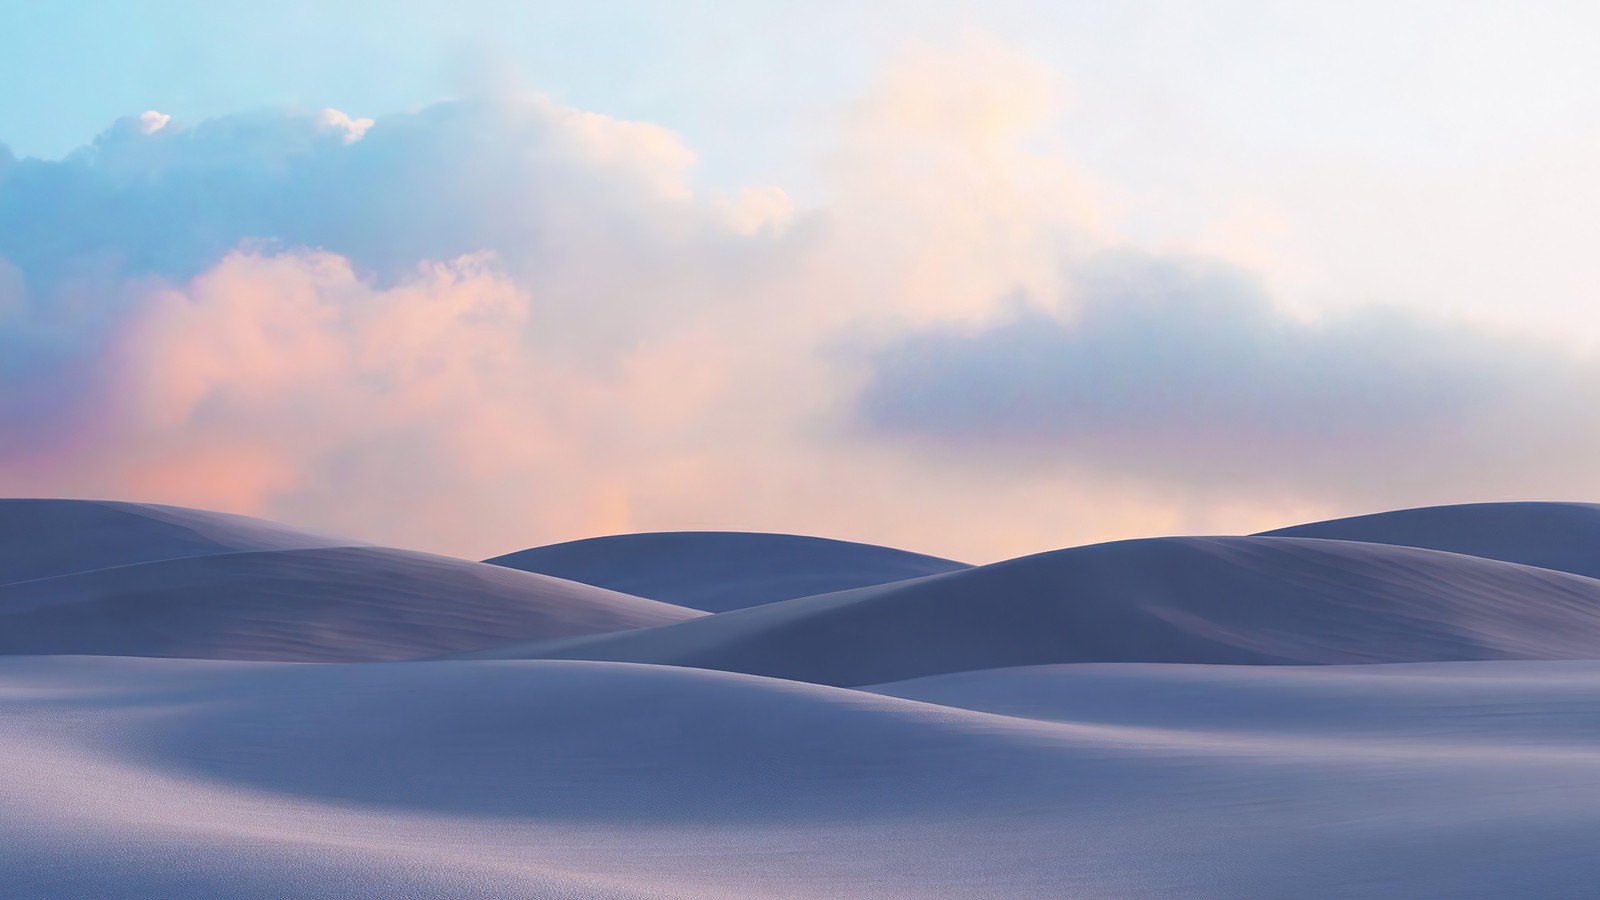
[314,108,372,144]
[136,110,171,135]
[3,250,643,545]
[856,251,1600,505]
[0,89,828,553]
[0,95,808,353]
[1,243,923,558]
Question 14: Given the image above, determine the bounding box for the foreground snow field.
[3,499,1600,897]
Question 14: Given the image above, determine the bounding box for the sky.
[3,1,1600,561]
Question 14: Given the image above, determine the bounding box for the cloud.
[0,89,828,554]
[314,108,372,144]
[825,37,1105,323]
[0,46,1144,560]
[5,41,1598,562]
[855,250,1600,504]
[136,110,171,135]
[0,94,808,353]
[0,249,652,551]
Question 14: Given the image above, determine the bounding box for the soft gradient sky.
[3,1,1600,560]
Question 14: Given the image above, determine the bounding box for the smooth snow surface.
[485,531,968,611]
[7,499,1600,897]
[488,535,1600,685]
[1259,500,1600,578]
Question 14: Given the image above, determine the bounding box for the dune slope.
[482,535,1600,685]
[0,498,355,585]
[485,531,968,612]
[3,655,1600,898]
[0,547,702,661]
[1259,501,1600,578]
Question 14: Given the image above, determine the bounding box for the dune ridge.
[479,534,1600,685]
[1258,500,1600,578]
[0,498,357,586]
[0,545,701,661]
[485,530,969,611]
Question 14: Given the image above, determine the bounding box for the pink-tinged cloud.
[4,250,630,553]
[4,43,1600,563]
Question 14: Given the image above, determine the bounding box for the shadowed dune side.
[1259,501,1600,578]
[127,658,1089,821]
[0,499,356,586]
[473,536,1600,685]
[0,547,703,662]
[484,531,969,612]
[5,656,1600,898]
[866,660,1600,737]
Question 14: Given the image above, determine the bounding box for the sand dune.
[1260,500,1600,578]
[485,530,968,611]
[8,499,1600,896]
[0,546,701,661]
[868,659,1600,737]
[0,498,355,586]
[482,535,1600,685]
[3,655,1600,898]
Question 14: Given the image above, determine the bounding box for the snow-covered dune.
[0,498,356,585]
[485,535,1600,685]
[485,531,968,611]
[0,546,702,661]
[3,655,1599,898]
[1259,501,1600,578]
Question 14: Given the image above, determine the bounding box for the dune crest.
[486,530,968,611]
[0,498,356,585]
[483,535,1600,685]
[1259,500,1600,578]
[0,545,701,661]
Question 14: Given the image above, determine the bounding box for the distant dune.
[1259,500,1600,578]
[483,535,1600,685]
[0,498,355,585]
[485,531,968,611]
[0,546,701,661]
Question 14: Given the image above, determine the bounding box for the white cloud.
[137,110,171,134]
[315,108,373,143]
